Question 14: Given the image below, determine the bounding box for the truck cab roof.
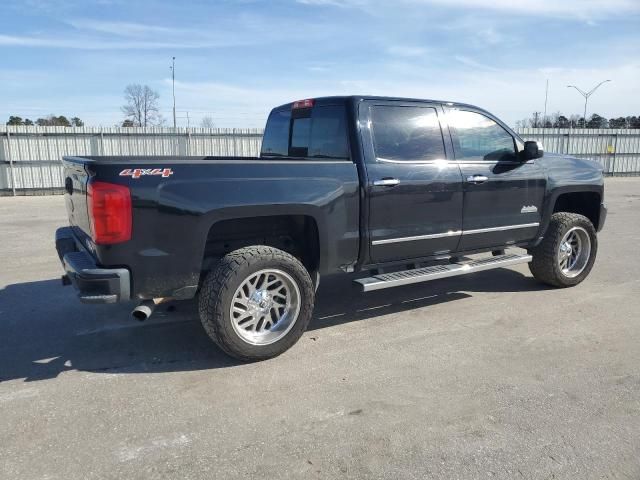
[272,95,485,113]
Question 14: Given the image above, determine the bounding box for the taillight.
[87,181,132,244]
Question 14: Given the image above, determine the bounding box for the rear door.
[360,101,463,263]
[445,107,546,251]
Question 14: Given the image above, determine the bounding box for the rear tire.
[198,246,315,361]
[528,212,597,288]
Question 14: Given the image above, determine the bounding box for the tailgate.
[63,158,92,237]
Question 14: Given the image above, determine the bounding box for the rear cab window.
[261,110,290,157]
[261,103,350,160]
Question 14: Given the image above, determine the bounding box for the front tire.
[198,246,315,361]
[528,212,598,288]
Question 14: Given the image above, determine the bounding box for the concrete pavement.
[1,178,639,479]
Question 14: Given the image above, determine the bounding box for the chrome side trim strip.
[371,223,539,245]
[462,223,539,235]
[372,230,462,245]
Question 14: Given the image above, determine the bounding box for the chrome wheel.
[230,269,301,345]
[557,226,591,278]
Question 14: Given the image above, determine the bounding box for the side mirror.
[521,140,544,161]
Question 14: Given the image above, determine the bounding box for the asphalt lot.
[1,177,639,479]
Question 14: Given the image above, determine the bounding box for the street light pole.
[567,80,611,127]
[171,57,177,129]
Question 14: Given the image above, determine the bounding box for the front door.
[445,108,546,251]
[361,101,464,264]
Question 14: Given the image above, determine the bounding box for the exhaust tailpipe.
[132,300,156,322]
[131,298,172,322]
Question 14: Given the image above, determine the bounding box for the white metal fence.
[0,126,263,195]
[1,126,639,195]
[516,128,640,177]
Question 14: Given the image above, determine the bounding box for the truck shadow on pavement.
[0,269,548,383]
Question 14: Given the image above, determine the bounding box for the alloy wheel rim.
[557,226,591,278]
[230,269,301,345]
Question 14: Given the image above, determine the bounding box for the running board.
[354,253,532,292]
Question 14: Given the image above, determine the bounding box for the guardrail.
[1,126,638,195]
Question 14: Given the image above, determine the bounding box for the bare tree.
[121,84,162,127]
[549,111,561,128]
[569,114,582,128]
[200,116,216,128]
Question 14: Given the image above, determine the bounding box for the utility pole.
[170,56,176,129]
[543,79,549,126]
[533,111,541,128]
[567,80,611,127]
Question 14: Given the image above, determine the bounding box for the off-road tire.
[528,212,597,288]
[198,246,315,361]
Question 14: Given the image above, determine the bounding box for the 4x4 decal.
[119,168,174,179]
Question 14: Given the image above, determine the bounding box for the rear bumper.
[598,203,607,232]
[55,227,130,304]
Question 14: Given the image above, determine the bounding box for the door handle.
[373,178,400,187]
[466,175,489,184]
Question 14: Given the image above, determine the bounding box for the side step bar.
[354,253,532,292]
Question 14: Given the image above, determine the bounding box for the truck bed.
[61,155,361,300]
[64,155,262,163]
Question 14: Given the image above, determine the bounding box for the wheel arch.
[540,185,603,238]
[199,207,325,278]
[553,191,602,227]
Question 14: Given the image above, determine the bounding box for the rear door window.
[370,105,446,162]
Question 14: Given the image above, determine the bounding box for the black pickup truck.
[56,96,606,360]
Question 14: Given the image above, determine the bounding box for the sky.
[1,0,639,128]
